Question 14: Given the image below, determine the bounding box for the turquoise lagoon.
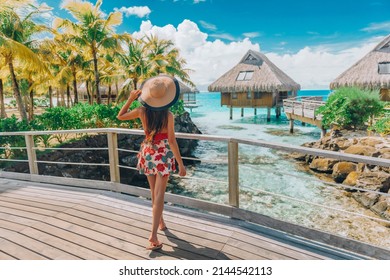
[171,90,390,248]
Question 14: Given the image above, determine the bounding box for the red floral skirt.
[137,138,176,177]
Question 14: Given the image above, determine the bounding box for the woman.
[117,75,186,251]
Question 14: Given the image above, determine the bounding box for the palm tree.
[117,38,148,88]
[145,35,194,87]
[0,78,6,118]
[55,0,129,104]
[0,6,50,120]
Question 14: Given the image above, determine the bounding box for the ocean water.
[173,90,390,248]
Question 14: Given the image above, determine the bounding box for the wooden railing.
[1,128,390,258]
[283,96,325,120]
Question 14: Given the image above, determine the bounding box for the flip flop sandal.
[146,242,163,251]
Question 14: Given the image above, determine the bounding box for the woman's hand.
[178,163,186,177]
[129,89,141,102]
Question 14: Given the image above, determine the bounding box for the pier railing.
[1,128,390,258]
[283,96,325,120]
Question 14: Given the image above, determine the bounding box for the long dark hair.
[144,108,169,142]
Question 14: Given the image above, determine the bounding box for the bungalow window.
[254,92,262,99]
[247,91,252,99]
[236,71,254,81]
[232,92,238,99]
[378,62,390,74]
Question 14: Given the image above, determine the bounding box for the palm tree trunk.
[107,84,112,105]
[86,80,91,104]
[49,85,53,108]
[133,78,138,90]
[92,48,101,104]
[56,87,60,107]
[72,69,78,104]
[60,88,65,107]
[66,84,71,107]
[28,80,34,121]
[8,60,28,120]
[115,82,119,103]
[0,79,7,118]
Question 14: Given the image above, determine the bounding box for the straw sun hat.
[138,75,180,111]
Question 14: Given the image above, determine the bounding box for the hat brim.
[138,75,180,111]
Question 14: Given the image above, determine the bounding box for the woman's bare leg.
[147,175,166,231]
[149,175,169,244]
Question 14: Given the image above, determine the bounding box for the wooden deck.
[0,177,369,260]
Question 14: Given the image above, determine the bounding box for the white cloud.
[114,6,151,18]
[266,38,382,89]
[132,20,259,90]
[209,33,236,41]
[243,32,261,38]
[199,20,217,31]
[361,21,390,32]
[132,19,385,90]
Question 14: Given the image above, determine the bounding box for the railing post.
[107,132,120,183]
[25,134,38,175]
[228,140,239,207]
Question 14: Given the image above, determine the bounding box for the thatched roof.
[330,35,390,89]
[208,49,300,92]
[178,81,193,94]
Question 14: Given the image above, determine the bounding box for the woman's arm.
[117,90,142,121]
[167,112,186,177]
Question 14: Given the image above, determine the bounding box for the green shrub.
[0,100,187,155]
[316,87,384,130]
[0,115,29,159]
[170,100,185,116]
[369,105,390,136]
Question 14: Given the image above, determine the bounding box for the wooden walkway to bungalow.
[0,178,370,260]
[283,97,327,136]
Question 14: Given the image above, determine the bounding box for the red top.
[145,132,168,144]
[153,133,168,142]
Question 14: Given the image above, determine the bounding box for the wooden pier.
[0,178,370,260]
[283,97,327,136]
[1,128,390,260]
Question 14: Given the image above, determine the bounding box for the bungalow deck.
[0,177,371,260]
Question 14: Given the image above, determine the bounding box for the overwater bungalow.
[330,35,390,101]
[77,82,118,104]
[208,49,301,120]
[179,81,198,111]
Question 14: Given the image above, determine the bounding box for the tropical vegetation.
[0,100,186,160]
[0,0,194,123]
[317,87,388,134]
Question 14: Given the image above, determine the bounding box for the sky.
[39,0,390,90]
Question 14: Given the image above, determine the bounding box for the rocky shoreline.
[290,130,390,221]
[3,112,202,188]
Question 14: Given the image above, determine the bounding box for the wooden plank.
[20,227,109,260]
[42,216,148,260]
[78,198,233,244]
[64,204,226,258]
[3,188,96,204]
[230,230,326,260]
[0,199,59,216]
[54,212,168,259]
[0,237,47,260]
[0,218,28,232]
[0,196,69,212]
[226,234,302,260]
[0,191,78,208]
[221,244,268,260]
[0,205,49,221]
[0,227,77,260]
[96,194,237,235]
[0,212,43,227]
[0,250,17,260]
[28,219,144,260]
